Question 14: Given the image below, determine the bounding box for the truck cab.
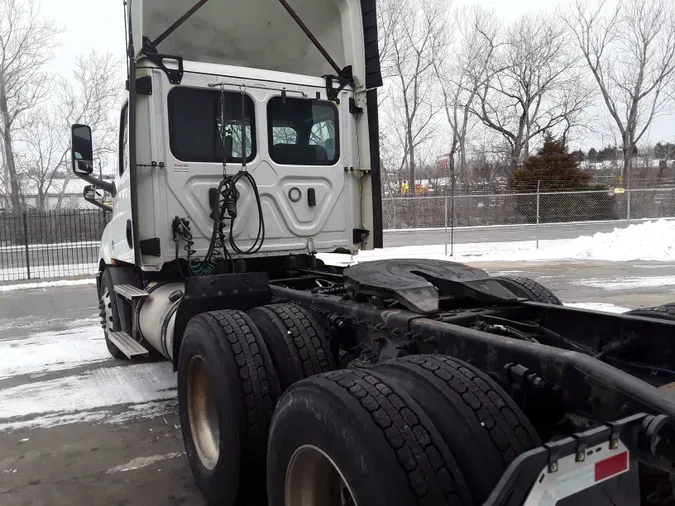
[74,0,382,274]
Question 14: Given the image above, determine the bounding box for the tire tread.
[203,310,280,475]
[322,369,465,506]
[397,355,539,466]
[495,276,562,305]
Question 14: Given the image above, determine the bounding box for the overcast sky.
[43,0,673,151]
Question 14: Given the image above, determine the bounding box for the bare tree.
[379,0,449,190]
[0,0,60,210]
[566,0,675,184]
[16,51,122,210]
[474,13,590,169]
[434,5,498,184]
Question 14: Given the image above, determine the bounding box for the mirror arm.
[84,196,113,213]
[77,174,116,198]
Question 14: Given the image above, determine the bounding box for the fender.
[171,272,271,369]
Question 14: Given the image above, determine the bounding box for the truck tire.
[267,369,472,506]
[98,269,126,360]
[625,304,675,321]
[178,310,281,506]
[248,303,335,389]
[493,276,562,305]
[375,355,540,504]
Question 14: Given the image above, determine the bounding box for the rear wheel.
[98,269,125,360]
[267,369,472,506]
[493,276,562,305]
[178,310,281,506]
[375,355,540,504]
[248,303,335,390]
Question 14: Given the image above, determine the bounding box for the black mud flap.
[171,272,271,369]
[485,413,672,506]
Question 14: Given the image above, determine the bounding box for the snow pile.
[320,220,675,265]
[552,220,675,262]
[0,277,96,293]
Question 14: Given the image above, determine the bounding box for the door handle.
[307,188,316,207]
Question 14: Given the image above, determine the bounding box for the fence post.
[23,212,31,280]
[444,196,448,256]
[627,188,631,223]
[392,197,397,229]
[451,175,456,256]
[536,180,541,249]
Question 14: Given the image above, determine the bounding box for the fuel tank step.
[108,331,149,359]
[114,284,150,300]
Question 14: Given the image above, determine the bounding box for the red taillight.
[594,451,628,482]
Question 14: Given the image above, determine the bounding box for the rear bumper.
[486,413,675,506]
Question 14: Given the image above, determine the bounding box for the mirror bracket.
[83,185,112,212]
[79,174,117,198]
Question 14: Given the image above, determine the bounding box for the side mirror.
[71,124,94,175]
[83,184,112,212]
[70,123,116,197]
[83,185,97,200]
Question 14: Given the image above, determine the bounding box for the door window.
[168,87,256,163]
[267,97,339,166]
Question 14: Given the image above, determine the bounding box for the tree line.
[378,0,675,194]
[0,0,123,211]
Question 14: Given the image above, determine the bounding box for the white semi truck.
[71,1,675,505]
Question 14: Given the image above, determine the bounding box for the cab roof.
[129,0,381,89]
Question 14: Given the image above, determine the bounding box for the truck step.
[108,331,150,359]
[114,284,150,300]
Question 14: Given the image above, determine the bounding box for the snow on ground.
[564,302,631,313]
[572,276,675,291]
[0,321,107,380]
[0,263,97,282]
[106,453,184,474]
[0,318,177,432]
[0,277,96,292]
[320,219,675,265]
[0,363,177,432]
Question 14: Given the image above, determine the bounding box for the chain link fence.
[0,210,108,282]
[1,187,674,282]
[383,187,675,256]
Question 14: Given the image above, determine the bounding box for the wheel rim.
[286,445,357,506]
[101,288,114,332]
[187,355,220,470]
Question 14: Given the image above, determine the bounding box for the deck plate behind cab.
[343,259,517,314]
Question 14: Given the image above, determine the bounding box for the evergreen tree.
[511,134,590,191]
[510,134,617,223]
